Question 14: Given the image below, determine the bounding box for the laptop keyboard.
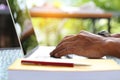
[0,48,24,80]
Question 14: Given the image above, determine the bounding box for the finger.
[50,42,72,56]
[51,47,77,58]
[56,35,75,47]
[50,40,80,55]
[57,32,92,47]
[50,48,68,58]
[53,39,81,54]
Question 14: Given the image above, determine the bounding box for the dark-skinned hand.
[50,30,108,59]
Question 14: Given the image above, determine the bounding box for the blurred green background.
[27,0,120,46]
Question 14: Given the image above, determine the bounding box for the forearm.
[105,37,120,58]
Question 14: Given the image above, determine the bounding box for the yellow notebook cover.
[9,58,120,71]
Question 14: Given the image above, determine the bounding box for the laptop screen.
[7,0,38,55]
[0,0,20,48]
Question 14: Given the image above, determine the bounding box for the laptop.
[2,0,84,61]
[6,0,87,60]
[6,0,58,59]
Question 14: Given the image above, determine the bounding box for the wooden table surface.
[30,7,112,18]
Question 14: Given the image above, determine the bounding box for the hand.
[50,31,107,59]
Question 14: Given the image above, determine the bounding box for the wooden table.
[30,7,112,33]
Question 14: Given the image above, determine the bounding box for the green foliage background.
[31,0,120,46]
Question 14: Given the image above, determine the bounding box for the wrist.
[104,37,120,58]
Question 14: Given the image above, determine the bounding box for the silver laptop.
[6,0,57,59]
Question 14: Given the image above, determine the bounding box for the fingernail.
[55,53,58,57]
